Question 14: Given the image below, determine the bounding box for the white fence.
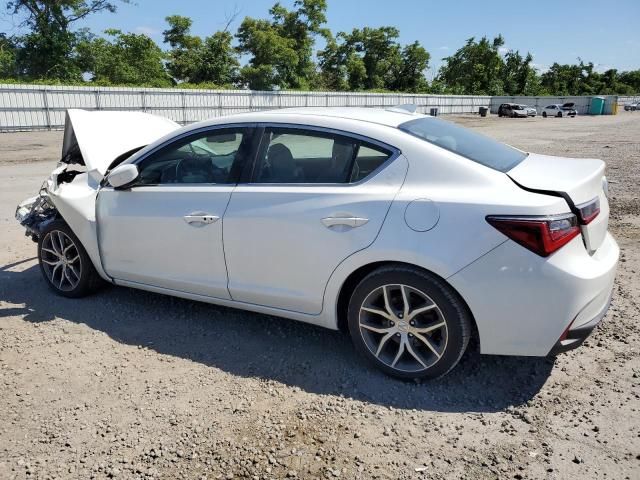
[491,95,618,115]
[619,95,640,105]
[0,84,491,132]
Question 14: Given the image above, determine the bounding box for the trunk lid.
[507,152,609,253]
[62,109,180,175]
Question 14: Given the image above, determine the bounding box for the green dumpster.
[590,96,605,115]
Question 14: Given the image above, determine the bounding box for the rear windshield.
[398,117,527,172]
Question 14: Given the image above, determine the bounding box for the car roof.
[191,107,426,130]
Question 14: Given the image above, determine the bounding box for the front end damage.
[15,186,58,241]
[15,108,181,275]
[15,160,114,281]
[15,163,100,242]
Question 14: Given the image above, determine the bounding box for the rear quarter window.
[399,117,527,172]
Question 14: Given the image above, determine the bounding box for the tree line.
[1,0,639,95]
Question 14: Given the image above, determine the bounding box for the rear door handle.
[184,214,219,225]
[321,216,369,228]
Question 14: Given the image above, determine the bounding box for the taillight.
[576,197,600,225]
[486,213,580,257]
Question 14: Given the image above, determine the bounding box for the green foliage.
[237,0,328,90]
[318,27,429,92]
[6,0,130,80]
[2,0,639,95]
[437,35,506,95]
[0,33,18,78]
[162,16,239,86]
[618,70,640,93]
[538,61,638,96]
[501,50,539,95]
[77,29,172,87]
[390,41,430,93]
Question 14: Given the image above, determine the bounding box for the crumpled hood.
[62,109,180,175]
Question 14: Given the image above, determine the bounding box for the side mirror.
[108,164,139,189]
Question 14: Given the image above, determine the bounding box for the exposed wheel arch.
[336,261,479,345]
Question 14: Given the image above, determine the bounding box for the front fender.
[47,174,111,282]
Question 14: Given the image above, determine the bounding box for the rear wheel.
[347,266,471,380]
[542,111,547,118]
[38,220,103,298]
[557,112,563,118]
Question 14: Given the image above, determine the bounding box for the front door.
[223,126,407,314]
[97,126,254,298]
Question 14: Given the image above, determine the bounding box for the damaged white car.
[16,107,618,380]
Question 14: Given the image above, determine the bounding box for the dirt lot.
[1,112,639,480]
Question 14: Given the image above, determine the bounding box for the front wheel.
[557,112,563,118]
[38,220,103,298]
[347,266,472,380]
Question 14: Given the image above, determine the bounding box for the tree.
[236,0,328,90]
[618,70,640,93]
[0,33,18,78]
[316,35,348,90]
[345,27,402,90]
[540,61,589,96]
[77,29,171,86]
[437,35,505,95]
[163,15,239,86]
[318,27,429,91]
[163,15,202,82]
[389,41,430,92]
[501,50,540,95]
[6,0,129,80]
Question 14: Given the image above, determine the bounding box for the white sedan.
[16,107,618,379]
[542,103,578,117]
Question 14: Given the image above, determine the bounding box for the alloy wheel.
[358,284,448,373]
[40,230,82,291]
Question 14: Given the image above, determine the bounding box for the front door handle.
[321,216,369,228]
[184,213,219,226]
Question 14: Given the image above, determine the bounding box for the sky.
[2,0,639,77]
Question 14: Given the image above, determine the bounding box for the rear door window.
[252,128,392,184]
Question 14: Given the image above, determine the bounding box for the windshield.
[399,117,527,172]
[512,105,523,110]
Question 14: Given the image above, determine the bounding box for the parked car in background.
[623,102,639,111]
[15,107,618,380]
[498,103,528,118]
[542,103,578,117]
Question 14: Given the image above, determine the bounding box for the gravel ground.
[1,112,639,480]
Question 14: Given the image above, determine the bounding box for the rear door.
[223,125,408,314]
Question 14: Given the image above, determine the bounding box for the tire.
[542,112,547,118]
[557,112,563,118]
[347,266,472,380]
[38,220,103,298]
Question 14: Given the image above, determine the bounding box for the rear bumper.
[547,291,611,356]
[448,232,619,356]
